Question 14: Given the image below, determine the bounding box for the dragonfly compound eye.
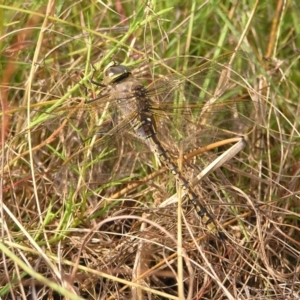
[103,63,131,85]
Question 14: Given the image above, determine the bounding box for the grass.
[1,0,300,299]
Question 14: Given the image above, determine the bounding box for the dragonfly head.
[103,61,131,85]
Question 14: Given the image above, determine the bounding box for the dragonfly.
[84,53,257,239]
[5,53,257,239]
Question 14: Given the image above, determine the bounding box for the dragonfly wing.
[144,53,257,154]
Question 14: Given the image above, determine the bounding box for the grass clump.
[0,1,299,299]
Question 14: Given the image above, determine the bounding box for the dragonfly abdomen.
[138,111,223,238]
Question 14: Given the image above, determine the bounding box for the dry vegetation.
[1,1,300,299]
